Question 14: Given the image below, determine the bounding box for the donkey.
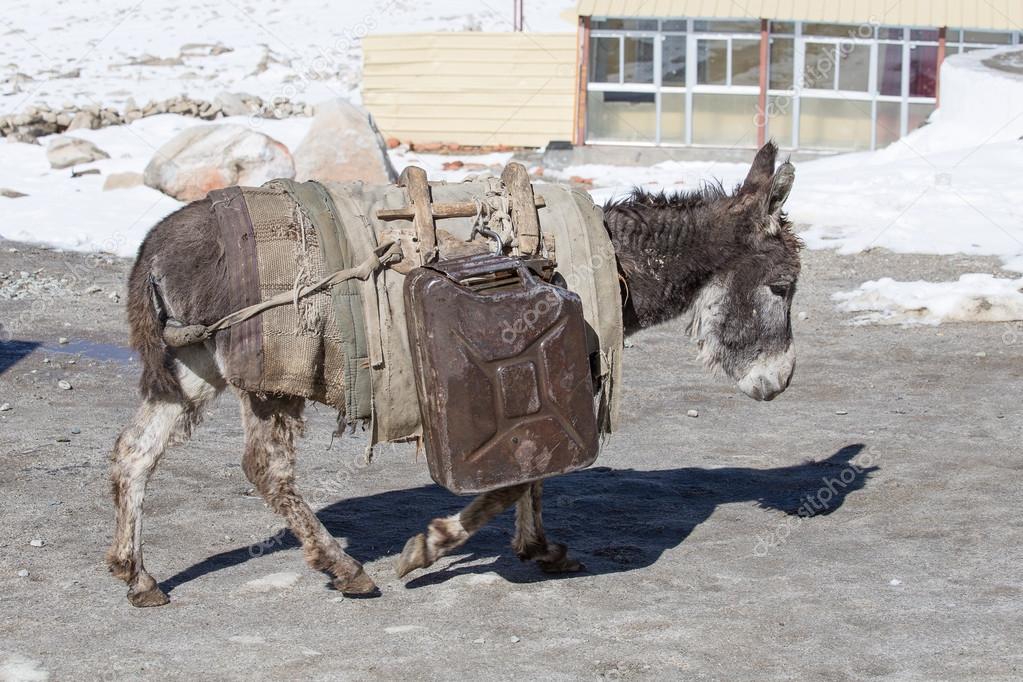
[107,142,800,607]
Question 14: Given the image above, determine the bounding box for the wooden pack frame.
[376,162,546,265]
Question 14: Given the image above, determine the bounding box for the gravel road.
[0,239,1020,680]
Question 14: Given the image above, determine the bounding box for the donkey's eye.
[769,284,789,297]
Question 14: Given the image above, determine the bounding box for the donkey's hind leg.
[107,348,222,607]
[396,483,530,578]
[239,392,378,596]
[512,481,583,573]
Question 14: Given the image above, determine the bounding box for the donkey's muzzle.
[738,346,795,401]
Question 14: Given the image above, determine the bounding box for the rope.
[469,176,514,252]
[163,241,402,348]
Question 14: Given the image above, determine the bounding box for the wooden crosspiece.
[378,163,546,259]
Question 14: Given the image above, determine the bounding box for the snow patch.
[384,625,428,634]
[242,571,301,592]
[0,655,49,682]
[464,573,503,585]
[227,635,266,645]
[834,274,1023,325]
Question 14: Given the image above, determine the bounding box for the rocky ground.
[0,239,1020,681]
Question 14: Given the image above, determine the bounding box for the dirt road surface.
[1,239,1020,680]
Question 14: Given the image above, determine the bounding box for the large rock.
[143,124,295,201]
[46,136,109,169]
[292,99,397,184]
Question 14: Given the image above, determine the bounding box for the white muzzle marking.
[738,344,796,401]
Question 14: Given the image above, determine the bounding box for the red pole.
[575,16,591,145]
[936,26,947,107]
[757,18,769,147]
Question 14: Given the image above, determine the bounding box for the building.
[362,1,1023,153]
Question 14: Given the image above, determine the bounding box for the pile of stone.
[0,269,81,301]
[0,93,311,143]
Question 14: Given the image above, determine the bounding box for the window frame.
[584,18,1021,150]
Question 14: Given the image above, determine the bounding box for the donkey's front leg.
[513,481,584,573]
[239,392,378,596]
[396,483,530,578]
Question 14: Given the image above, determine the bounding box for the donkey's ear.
[761,162,795,234]
[740,141,778,195]
[768,162,794,216]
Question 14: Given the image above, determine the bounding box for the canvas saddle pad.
[210,174,623,447]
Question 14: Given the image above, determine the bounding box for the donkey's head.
[691,143,801,400]
[607,142,802,401]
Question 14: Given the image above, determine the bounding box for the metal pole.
[757,18,769,147]
[936,27,947,107]
[514,0,523,32]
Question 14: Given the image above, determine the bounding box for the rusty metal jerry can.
[404,253,600,495]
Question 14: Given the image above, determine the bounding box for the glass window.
[909,45,938,97]
[623,37,655,84]
[803,42,837,89]
[590,37,620,83]
[661,93,686,143]
[908,103,935,131]
[946,29,962,42]
[838,43,870,91]
[694,20,760,33]
[962,30,1013,45]
[799,98,872,150]
[697,39,728,85]
[769,37,794,89]
[592,19,657,31]
[877,43,903,96]
[770,22,795,35]
[732,39,761,86]
[875,101,902,148]
[910,29,939,42]
[692,94,758,146]
[662,20,687,32]
[662,35,687,86]
[804,23,861,38]
[586,91,657,142]
[879,27,904,40]
[767,95,794,147]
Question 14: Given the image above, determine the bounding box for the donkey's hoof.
[334,569,380,598]
[127,585,170,608]
[396,533,429,578]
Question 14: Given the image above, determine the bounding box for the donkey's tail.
[127,250,184,402]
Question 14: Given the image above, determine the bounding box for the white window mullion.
[792,21,803,149]
[833,44,841,89]
[654,34,663,144]
[685,20,695,145]
[869,41,878,150]
[726,37,733,86]
[619,36,625,85]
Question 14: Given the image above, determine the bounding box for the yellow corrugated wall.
[362,33,577,148]
[576,0,1023,30]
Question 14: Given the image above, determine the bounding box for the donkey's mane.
[603,182,731,219]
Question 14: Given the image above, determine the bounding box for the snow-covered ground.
[0,0,577,110]
[1,3,1021,326]
[834,275,1023,326]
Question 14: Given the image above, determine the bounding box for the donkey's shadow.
[161,444,873,594]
